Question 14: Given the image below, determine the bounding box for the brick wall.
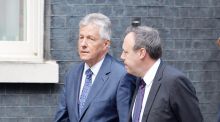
[0,0,219,121]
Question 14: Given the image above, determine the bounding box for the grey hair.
[79,13,111,40]
[125,26,162,60]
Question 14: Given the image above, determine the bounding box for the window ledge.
[0,61,59,83]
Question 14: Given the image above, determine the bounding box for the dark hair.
[125,26,162,60]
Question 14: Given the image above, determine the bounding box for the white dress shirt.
[79,57,105,98]
[132,59,161,122]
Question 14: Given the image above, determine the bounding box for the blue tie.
[79,68,93,115]
[133,79,146,122]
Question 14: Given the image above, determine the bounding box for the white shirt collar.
[132,59,161,122]
[143,59,161,86]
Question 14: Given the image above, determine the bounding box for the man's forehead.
[80,23,99,30]
[79,25,100,34]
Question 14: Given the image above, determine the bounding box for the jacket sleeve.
[54,75,70,122]
[170,75,203,122]
[116,73,136,122]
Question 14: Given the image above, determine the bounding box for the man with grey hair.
[55,13,135,122]
[121,26,203,122]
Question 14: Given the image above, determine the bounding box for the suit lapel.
[72,63,84,119]
[79,54,112,120]
[141,62,165,122]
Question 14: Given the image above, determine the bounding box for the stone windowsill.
[0,61,59,83]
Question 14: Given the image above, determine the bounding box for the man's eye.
[88,37,95,41]
[123,51,128,54]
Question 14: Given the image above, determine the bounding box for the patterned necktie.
[79,68,93,115]
[133,79,146,122]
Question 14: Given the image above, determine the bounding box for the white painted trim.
[0,0,44,62]
[0,0,59,83]
[0,61,59,83]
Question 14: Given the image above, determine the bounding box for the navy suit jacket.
[128,61,203,122]
[55,54,135,122]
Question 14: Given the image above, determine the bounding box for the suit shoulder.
[163,65,186,79]
[66,62,83,75]
[161,65,195,92]
[160,64,189,86]
[109,54,123,64]
[110,57,125,72]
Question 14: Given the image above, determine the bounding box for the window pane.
[0,0,26,41]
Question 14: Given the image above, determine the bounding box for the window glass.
[0,0,26,41]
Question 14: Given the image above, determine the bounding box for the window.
[0,0,44,62]
[0,0,59,83]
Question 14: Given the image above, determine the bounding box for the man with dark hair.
[121,25,203,122]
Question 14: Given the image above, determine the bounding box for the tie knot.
[140,79,146,88]
[85,69,93,78]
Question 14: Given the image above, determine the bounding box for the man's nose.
[80,39,87,46]
[120,52,125,60]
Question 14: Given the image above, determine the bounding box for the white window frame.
[0,0,44,62]
[0,0,59,83]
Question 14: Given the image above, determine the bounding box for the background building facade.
[0,0,220,122]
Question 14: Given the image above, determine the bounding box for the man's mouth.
[80,51,89,53]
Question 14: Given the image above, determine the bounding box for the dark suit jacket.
[128,61,203,122]
[55,54,135,122]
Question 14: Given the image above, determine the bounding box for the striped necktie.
[79,68,93,115]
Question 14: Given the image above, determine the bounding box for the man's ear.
[104,40,111,48]
[138,48,147,59]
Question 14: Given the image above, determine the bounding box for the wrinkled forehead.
[79,24,100,38]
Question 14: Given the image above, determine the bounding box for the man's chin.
[125,68,131,73]
[125,66,129,71]
[125,69,136,76]
[79,56,88,61]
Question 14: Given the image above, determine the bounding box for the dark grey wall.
[0,0,220,122]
